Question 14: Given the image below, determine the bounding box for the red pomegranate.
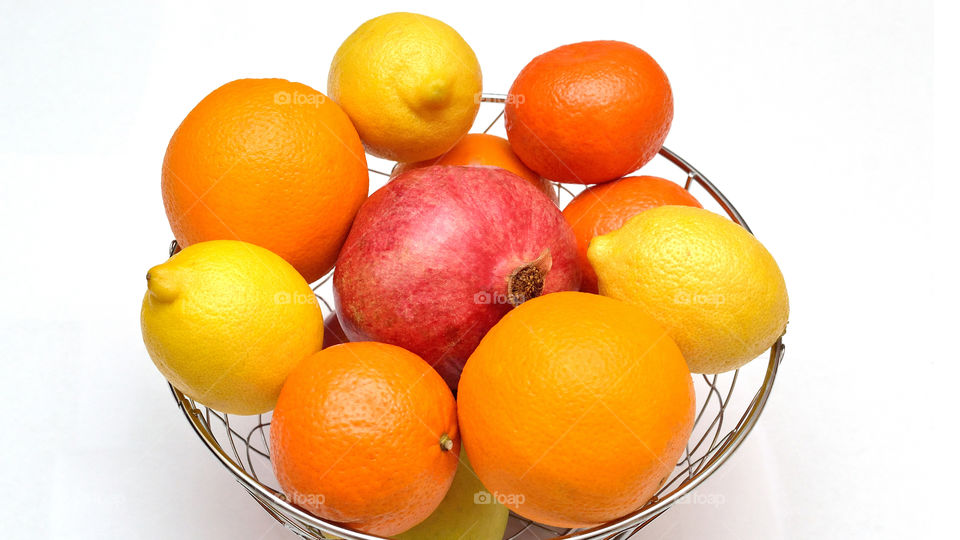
[333,166,580,389]
[321,312,348,349]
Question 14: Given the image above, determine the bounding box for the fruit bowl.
[168,94,785,540]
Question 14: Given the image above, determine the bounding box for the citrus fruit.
[562,175,701,293]
[457,291,695,528]
[328,12,482,162]
[140,240,323,415]
[270,342,460,536]
[392,133,558,203]
[396,454,509,540]
[505,40,673,184]
[161,78,368,283]
[588,206,789,373]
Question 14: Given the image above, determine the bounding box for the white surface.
[0,0,955,538]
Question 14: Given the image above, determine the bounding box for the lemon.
[588,206,788,374]
[328,12,482,162]
[140,240,323,415]
[396,454,509,540]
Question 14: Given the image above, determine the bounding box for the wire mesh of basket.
[167,94,785,540]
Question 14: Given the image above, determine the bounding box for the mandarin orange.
[562,176,701,293]
[392,133,558,203]
[505,41,673,184]
[270,342,459,536]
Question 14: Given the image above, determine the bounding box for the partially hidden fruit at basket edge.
[563,176,701,293]
[589,206,789,373]
[334,166,580,390]
[396,454,509,540]
[140,240,323,415]
[271,342,459,537]
[392,133,558,204]
[328,12,482,162]
[161,78,368,283]
[321,312,348,349]
[505,41,673,184]
[458,292,695,528]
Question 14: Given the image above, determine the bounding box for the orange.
[161,78,369,283]
[457,291,695,528]
[270,342,459,536]
[392,133,558,203]
[562,176,701,293]
[505,41,673,184]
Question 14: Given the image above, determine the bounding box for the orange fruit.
[505,41,673,184]
[270,342,459,536]
[562,176,702,293]
[161,78,369,283]
[457,291,695,528]
[392,133,558,203]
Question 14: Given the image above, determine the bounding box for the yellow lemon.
[588,206,788,373]
[328,12,482,162]
[140,240,323,415]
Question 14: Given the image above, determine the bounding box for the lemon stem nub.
[439,433,454,452]
[146,266,180,303]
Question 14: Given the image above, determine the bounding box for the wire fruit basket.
[168,94,785,540]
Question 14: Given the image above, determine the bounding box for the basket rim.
[168,93,786,540]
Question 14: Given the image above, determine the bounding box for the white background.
[1,0,956,538]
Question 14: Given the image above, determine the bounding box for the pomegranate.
[321,312,348,349]
[333,166,580,389]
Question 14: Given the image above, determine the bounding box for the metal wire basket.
[168,93,785,540]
